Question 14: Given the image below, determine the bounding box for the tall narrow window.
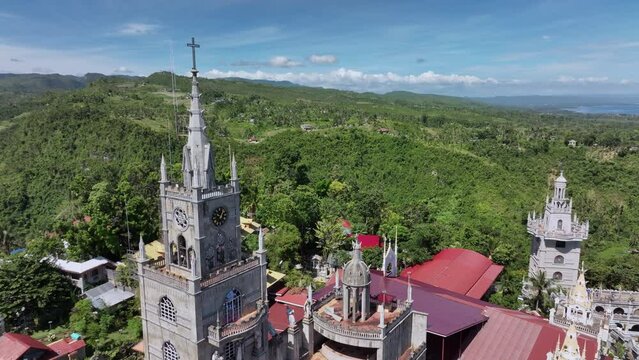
[163,342,179,360]
[224,289,242,324]
[178,236,187,267]
[557,219,563,230]
[224,342,237,360]
[159,296,177,322]
[170,242,178,265]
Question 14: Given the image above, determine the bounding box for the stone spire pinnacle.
[231,153,237,180]
[182,37,214,190]
[160,154,168,183]
[138,234,145,261]
[258,227,264,252]
[407,272,413,303]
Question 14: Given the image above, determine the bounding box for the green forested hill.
[1,73,639,306]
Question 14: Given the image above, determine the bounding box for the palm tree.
[529,270,554,314]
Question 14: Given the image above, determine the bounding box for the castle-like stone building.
[527,172,589,287]
[137,39,269,360]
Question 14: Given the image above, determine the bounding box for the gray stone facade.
[138,44,269,360]
[527,172,589,288]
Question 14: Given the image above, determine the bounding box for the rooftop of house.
[47,337,86,357]
[84,282,135,309]
[401,247,503,299]
[0,333,56,360]
[49,257,113,274]
[461,307,600,360]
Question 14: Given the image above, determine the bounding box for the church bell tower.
[138,38,269,360]
[527,171,589,288]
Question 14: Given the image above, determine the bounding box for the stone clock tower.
[138,38,269,360]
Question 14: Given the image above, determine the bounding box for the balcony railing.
[200,257,260,289]
[313,312,382,340]
[208,305,266,347]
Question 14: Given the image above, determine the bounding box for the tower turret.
[527,171,589,288]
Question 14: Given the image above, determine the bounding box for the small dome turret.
[343,240,371,287]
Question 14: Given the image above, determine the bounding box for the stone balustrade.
[313,312,382,341]
[526,218,588,240]
[200,257,260,289]
[208,305,266,347]
[551,316,599,337]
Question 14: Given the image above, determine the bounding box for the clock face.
[212,207,228,226]
[174,207,188,230]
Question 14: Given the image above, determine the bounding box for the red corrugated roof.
[401,248,503,299]
[357,234,381,248]
[268,302,305,334]
[0,333,56,360]
[461,308,599,360]
[47,338,85,356]
[275,289,307,308]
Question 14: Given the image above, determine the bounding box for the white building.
[527,171,589,288]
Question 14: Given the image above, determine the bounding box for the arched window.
[159,296,176,322]
[553,272,563,281]
[614,307,625,315]
[178,236,187,267]
[554,255,564,264]
[224,289,242,324]
[595,306,605,313]
[557,219,563,230]
[170,242,178,265]
[163,342,179,360]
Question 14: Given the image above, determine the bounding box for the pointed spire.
[407,272,413,303]
[334,269,340,289]
[231,153,238,180]
[160,155,168,183]
[138,234,146,261]
[382,235,387,276]
[258,227,264,252]
[394,226,398,272]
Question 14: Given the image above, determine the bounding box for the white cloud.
[204,67,497,91]
[268,56,302,68]
[117,23,159,36]
[0,44,122,75]
[113,66,134,74]
[542,35,551,40]
[309,54,337,64]
[557,75,609,84]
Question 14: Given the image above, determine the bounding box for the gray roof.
[85,282,135,309]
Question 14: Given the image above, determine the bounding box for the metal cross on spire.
[187,37,200,71]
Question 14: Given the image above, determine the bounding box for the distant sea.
[563,104,639,115]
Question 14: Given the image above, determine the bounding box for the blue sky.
[1,0,639,96]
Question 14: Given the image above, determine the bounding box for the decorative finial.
[160,154,168,183]
[258,227,264,252]
[334,269,340,289]
[407,272,413,303]
[231,153,238,180]
[186,37,200,74]
[138,234,145,261]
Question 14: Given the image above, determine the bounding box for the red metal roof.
[461,308,599,360]
[275,289,307,308]
[357,234,381,249]
[401,248,503,299]
[0,333,56,360]
[47,338,86,357]
[268,302,305,334]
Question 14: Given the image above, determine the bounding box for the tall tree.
[0,254,77,331]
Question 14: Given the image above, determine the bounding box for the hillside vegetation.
[1,73,639,308]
